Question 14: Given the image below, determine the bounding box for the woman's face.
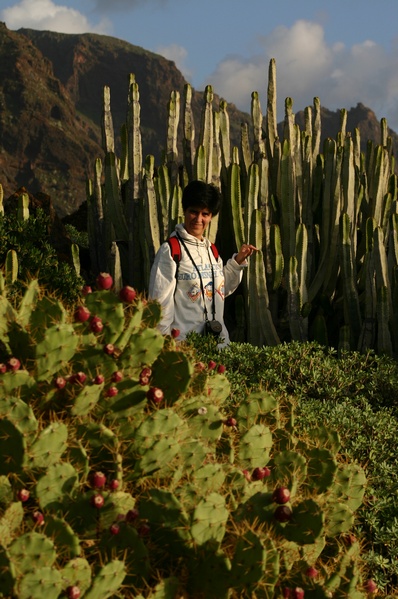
[183,206,212,239]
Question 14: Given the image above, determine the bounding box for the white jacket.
[148,223,246,344]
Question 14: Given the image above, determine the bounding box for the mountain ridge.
[0,23,396,217]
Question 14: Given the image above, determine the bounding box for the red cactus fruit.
[54,376,67,389]
[105,386,118,398]
[111,371,123,383]
[119,285,136,303]
[272,486,291,504]
[292,588,305,599]
[32,510,44,525]
[96,272,113,290]
[282,589,292,599]
[90,316,104,333]
[66,586,81,599]
[109,479,119,491]
[195,361,206,371]
[103,343,115,355]
[242,469,251,482]
[139,367,152,385]
[140,367,152,378]
[365,579,377,594]
[126,508,139,522]
[208,360,217,370]
[345,533,357,546]
[274,505,293,523]
[217,364,226,374]
[70,372,87,385]
[93,374,105,385]
[74,305,91,323]
[224,417,237,427]
[6,357,21,371]
[171,327,180,338]
[138,523,150,537]
[0,363,7,374]
[92,471,106,488]
[109,523,120,535]
[17,489,30,502]
[81,285,92,296]
[305,566,319,578]
[91,494,105,509]
[147,387,164,404]
[252,467,271,481]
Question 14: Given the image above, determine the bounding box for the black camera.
[204,319,222,337]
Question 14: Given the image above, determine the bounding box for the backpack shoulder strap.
[210,243,219,260]
[167,236,181,264]
[167,236,181,283]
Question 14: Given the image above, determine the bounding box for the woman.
[148,180,257,345]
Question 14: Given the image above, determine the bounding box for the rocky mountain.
[0,23,397,218]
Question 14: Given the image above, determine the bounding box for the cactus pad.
[28,422,68,469]
[190,492,228,546]
[17,566,62,599]
[82,559,126,599]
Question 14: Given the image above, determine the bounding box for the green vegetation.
[187,333,398,596]
[0,207,84,304]
[0,279,381,598]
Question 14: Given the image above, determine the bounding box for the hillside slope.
[0,23,396,217]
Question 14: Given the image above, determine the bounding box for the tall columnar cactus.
[340,213,362,348]
[5,249,18,285]
[17,192,30,222]
[83,58,397,355]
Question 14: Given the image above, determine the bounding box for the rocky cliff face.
[0,24,103,216]
[0,23,396,217]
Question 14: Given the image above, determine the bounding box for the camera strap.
[175,231,216,321]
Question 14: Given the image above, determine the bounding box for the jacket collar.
[175,222,210,246]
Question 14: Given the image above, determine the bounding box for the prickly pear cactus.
[0,279,369,598]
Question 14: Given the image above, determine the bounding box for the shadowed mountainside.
[0,23,397,218]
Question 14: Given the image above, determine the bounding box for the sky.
[1,0,398,132]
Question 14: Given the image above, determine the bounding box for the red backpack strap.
[210,243,219,260]
[167,236,181,264]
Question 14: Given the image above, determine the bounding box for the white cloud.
[93,0,169,10]
[205,55,264,108]
[156,43,193,81]
[1,0,112,34]
[207,19,398,131]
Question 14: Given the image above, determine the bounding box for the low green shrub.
[186,333,398,596]
[64,223,89,248]
[0,208,84,304]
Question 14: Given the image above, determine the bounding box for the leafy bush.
[0,209,84,303]
[64,223,89,248]
[186,333,398,596]
[187,334,398,411]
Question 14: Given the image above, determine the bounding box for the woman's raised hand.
[235,243,258,265]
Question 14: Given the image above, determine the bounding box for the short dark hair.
[182,180,222,216]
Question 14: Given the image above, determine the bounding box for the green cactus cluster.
[85,59,398,357]
[0,278,371,597]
